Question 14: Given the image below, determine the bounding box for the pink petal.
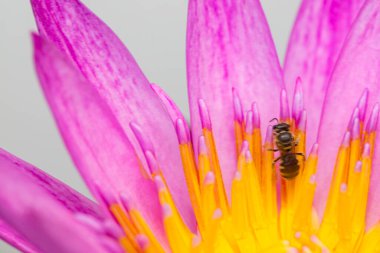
[0,148,107,253]
[0,220,39,253]
[316,0,380,228]
[30,0,194,229]
[33,35,168,244]
[187,0,283,194]
[284,0,365,148]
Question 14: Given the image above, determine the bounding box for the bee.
[270,118,304,180]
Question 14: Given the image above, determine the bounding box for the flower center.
[99,87,380,253]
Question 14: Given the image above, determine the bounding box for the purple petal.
[187,0,283,193]
[316,0,380,227]
[33,35,168,244]
[0,148,107,253]
[30,0,194,229]
[284,0,365,148]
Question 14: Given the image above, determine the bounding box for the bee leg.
[268,148,279,152]
[270,118,279,123]
[272,156,282,168]
[295,153,306,161]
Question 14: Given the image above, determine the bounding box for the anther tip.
[355,161,363,173]
[363,143,370,157]
[352,118,360,139]
[310,143,319,155]
[298,110,307,131]
[245,110,254,134]
[192,235,202,247]
[130,121,154,153]
[342,132,351,147]
[204,171,215,185]
[94,184,116,206]
[251,102,260,128]
[198,99,212,129]
[119,192,132,212]
[154,175,165,191]
[245,149,253,162]
[239,141,249,155]
[280,89,290,120]
[234,170,242,181]
[212,209,223,219]
[175,118,189,144]
[232,89,244,123]
[309,174,316,184]
[292,78,304,123]
[265,125,273,143]
[367,103,379,132]
[357,89,369,120]
[340,183,347,193]
[162,203,172,218]
[198,135,208,155]
[136,234,149,249]
[145,150,160,174]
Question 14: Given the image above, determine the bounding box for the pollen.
[104,86,379,252]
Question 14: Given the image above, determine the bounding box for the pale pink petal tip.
[310,143,319,156]
[351,118,360,139]
[232,88,244,123]
[175,118,189,144]
[366,103,379,132]
[280,89,290,120]
[265,126,273,144]
[198,99,212,129]
[198,136,208,155]
[251,102,260,128]
[161,203,172,218]
[355,161,363,173]
[292,77,304,123]
[357,88,369,121]
[129,122,154,153]
[342,132,351,147]
[245,111,254,134]
[204,171,215,185]
[298,110,307,132]
[363,143,370,157]
[136,234,149,249]
[145,151,160,175]
[245,149,253,162]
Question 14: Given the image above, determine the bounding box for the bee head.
[272,122,290,132]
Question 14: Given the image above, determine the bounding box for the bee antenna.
[270,118,279,123]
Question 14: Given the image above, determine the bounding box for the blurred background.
[0,1,300,252]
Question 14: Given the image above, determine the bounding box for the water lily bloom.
[2,0,380,252]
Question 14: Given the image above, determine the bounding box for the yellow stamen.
[115,92,380,253]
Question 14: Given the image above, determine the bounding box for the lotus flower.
[2,0,380,252]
